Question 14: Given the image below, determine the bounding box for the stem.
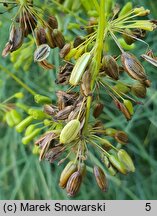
[83,0,106,133]
[0,64,36,96]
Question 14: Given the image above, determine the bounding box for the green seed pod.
[25,124,36,136]
[78,163,86,177]
[10,109,22,125]
[123,99,134,115]
[16,116,34,133]
[64,48,77,60]
[5,111,15,127]
[113,82,130,94]
[114,130,128,144]
[122,29,135,45]
[119,2,133,17]
[28,109,47,120]
[104,156,117,176]
[121,52,147,81]
[22,128,41,145]
[105,128,117,136]
[34,94,52,104]
[133,7,150,16]
[14,92,24,99]
[69,52,91,86]
[102,55,119,80]
[34,44,50,62]
[131,82,146,98]
[66,171,82,197]
[60,119,80,144]
[109,155,127,175]
[118,149,135,172]
[93,166,108,192]
[32,145,40,155]
[118,38,135,51]
[59,161,77,188]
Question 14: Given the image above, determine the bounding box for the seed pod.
[47,15,58,29]
[122,29,135,45]
[69,52,91,86]
[51,29,65,49]
[25,124,36,136]
[66,171,82,197]
[133,7,150,16]
[2,42,12,57]
[81,70,91,96]
[114,100,132,121]
[64,48,77,60]
[118,149,135,172]
[78,163,86,177]
[34,94,52,104]
[60,119,80,144]
[114,131,128,144]
[73,36,85,48]
[104,156,117,176]
[44,104,56,116]
[131,82,146,98]
[35,27,47,45]
[109,155,127,174]
[9,25,24,52]
[22,128,41,145]
[121,52,147,81]
[123,99,134,115]
[44,145,65,163]
[60,43,71,58]
[16,116,34,133]
[93,103,104,118]
[102,55,119,80]
[55,105,74,120]
[105,128,117,136]
[119,2,133,17]
[10,109,22,125]
[113,82,130,94]
[93,166,108,192]
[34,44,50,62]
[5,111,15,127]
[59,161,77,188]
[38,60,54,70]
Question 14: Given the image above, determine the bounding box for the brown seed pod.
[66,171,82,197]
[44,145,65,163]
[102,55,119,80]
[121,52,147,81]
[35,27,47,45]
[93,166,108,192]
[73,36,85,48]
[51,29,65,49]
[114,131,128,144]
[38,60,54,70]
[9,25,24,52]
[114,100,132,121]
[55,105,74,120]
[59,43,71,58]
[47,15,58,29]
[2,42,12,57]
[131,82,146,98]
[93,103,104,118]
[81,70,92,96]
[43,104,57,116]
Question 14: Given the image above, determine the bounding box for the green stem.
[83,0,106,133]
[0,64,36,96]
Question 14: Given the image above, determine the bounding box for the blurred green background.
[0,0,157,200]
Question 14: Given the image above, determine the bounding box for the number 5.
[145,203,151,211]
